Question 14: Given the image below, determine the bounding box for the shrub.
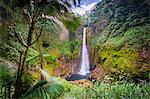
[60,81,150,99]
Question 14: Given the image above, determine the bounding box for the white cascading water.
[40,69,51,82]
[78,28,90,75]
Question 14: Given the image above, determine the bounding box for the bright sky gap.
[72,0,101,15]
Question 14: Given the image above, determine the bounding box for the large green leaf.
[23,80,64,99]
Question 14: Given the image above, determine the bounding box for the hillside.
[86,0,150,81]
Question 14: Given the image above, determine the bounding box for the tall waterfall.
[78,28,90,75]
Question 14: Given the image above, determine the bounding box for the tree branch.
[30,29,42,46]
[22,8,32,23]
[13,29,28,48]
[18,33,28,47]
[32,6,43,22]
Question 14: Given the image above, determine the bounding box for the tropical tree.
[2,0,81,98]
[1,0,81,98]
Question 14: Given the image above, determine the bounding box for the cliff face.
[87,0,150,81]
[47,16,69,41]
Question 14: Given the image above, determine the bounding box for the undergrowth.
[60,81,150,99]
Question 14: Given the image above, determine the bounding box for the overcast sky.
[72,0,100,15]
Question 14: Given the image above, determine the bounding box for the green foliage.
[0,0,83,98]
[23,80,64,99]
[0,0,81,61]
[0,8,27,60]
[0,60,35,98]
[60,85,86,99]
[89,0,149,49]
[92,82,149,99]
[91,25,150,80]
[57,79,86,99]
[0,10,25,60]
[26,48,57,66]
[0,41,20,60]
[104,25,150,48]
[98,47,140,76]
[58,41,72,56]
[62,16,82,32]
[92,24,150,48]
[57,40,81,56]
[37,19,60,45]
[19,72,35,96]
[0,62,13,98]
[44,54,57,65]
[89,0,150,83]
[0,0,16,20]
[38,19,59,33]
[26,48,40,66]
[0,62,13,84]
[60,82,150,99]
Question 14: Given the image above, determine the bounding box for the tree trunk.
[14,47,29,99]
[4,84,7,99]
[40,44,44,80]
[36,32,44,80]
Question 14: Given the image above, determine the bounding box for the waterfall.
[78,28,90,75]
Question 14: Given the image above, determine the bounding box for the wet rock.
[90,65,105,81]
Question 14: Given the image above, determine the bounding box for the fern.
[23,80,64,99]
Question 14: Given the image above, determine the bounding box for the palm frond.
[23,80,64,99]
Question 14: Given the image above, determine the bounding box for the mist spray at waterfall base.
[40,69,61,83]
